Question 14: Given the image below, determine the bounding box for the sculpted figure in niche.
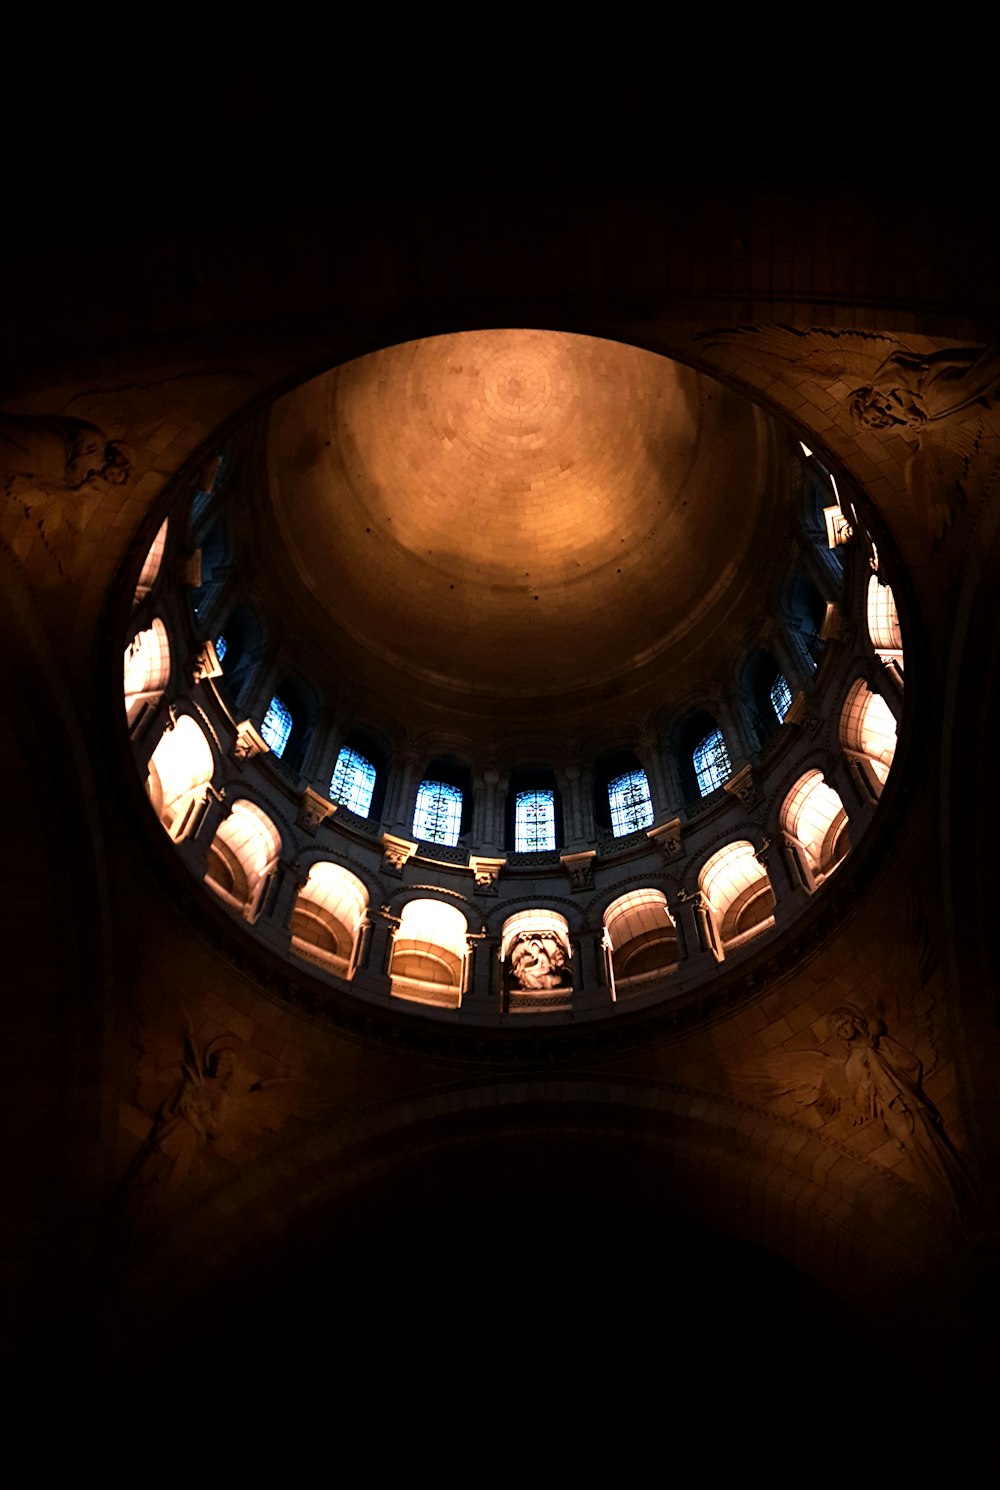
[507,929,572,991]
[0,412,131,494]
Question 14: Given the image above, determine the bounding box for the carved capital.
[647,816,683,860]
[381,833,417,878]
[723,763,758,809]
[560,849,596,892]
[232,719,269,762]
[469,854,505,895]
[192,639,224,686]
[298,787,335,836]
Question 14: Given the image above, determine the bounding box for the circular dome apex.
[265,329,782,744]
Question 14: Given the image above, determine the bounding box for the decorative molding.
[232,718,269,762]
[560,849,596,892]
[381,832,417,878]
[724,763,758,809]
[470,854,505,896]
[192,639,223,686]
[647,817,683,860]
[298,787,335,836]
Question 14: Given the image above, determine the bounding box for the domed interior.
[260,329,779,746]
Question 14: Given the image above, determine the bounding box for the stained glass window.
[770,673,793,723]
[514,789,556,851]
[261,695,293,757]
[693,729,732,797]
[608,770,653,837]
[215,634,227,661]
[329,746,377,818]
[413,780,463,845]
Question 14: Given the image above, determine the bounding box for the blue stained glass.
[693,729,731,797]
[413,780,463,846]
[515,789,556,851]
[215,634,227,661]
[261,695,293,758]
[608,770,653,837]
[329,747,377,817]
[770,674,793,723]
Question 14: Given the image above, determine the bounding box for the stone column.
[638,725,671,821]
[386,748,421,832]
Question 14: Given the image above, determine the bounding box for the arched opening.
[205,799,282,919]
[133,517,168,606]
[867,574,904,679]
[124,617,171,729]
[699,841,775,952]
[290,862,368,978]
[501,909,573,1011]
[389,898,469,1009]
[412,758,472,847]
[780,770,850,888]
[841,679,897,797]
[742,649,792,747]
[676,710,732,802]
[506,766,561,852]
[329,729,389,821]
[603,888,677,993]
[593,749,653,837]
[145,714,215,842]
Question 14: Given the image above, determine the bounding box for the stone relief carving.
[743,1004,974,1223]
[647,818,682,861]
[232,718,269,761]
[723,763,757,809]
[470,854,505,895]
[505,928,573,993]
[298,786,335,835]
[0,412,132,495]
[122,1025,307,1234]
[700,328,1000,545]
[560,849,596,891]
[381,833,416,877]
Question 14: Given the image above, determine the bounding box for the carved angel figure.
[759,1004,975,1223]
[123,1026,308,1234]
[0,412,131,494]
[699,327,1000,545]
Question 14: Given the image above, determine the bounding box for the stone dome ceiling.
[262,329,786,749]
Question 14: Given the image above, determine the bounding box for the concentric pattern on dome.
[265,329,778,740]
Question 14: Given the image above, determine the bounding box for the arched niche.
[145,714,215,842]
[841,679,897,797]
[603,889,677,993]
[699,841,775,953]
[501,909,573,1012]
[205,799,281,920]
[389,898,469,1009]
[124,617,171,730]
[133,517,168,607]
[290,862,368,978]
[780,770,850,888]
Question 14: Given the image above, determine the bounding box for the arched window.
[608,769,653,836]
[514,789,556,851]
[693,728,732,797]
[291,862,368,977]
[413,780,464,845]
[603,889,677,992]
[389,898,469,1009]
[770,673,793,723]
[699,841,775,954]
[261,695,293,758]
[788,572,829,669]
[330,746,377,818]
[215,634,228,662]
